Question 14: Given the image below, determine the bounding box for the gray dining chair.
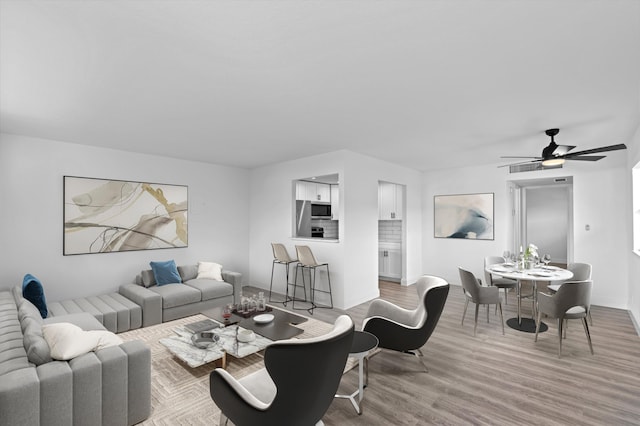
[484,256,517,305]
[459,268,504,336]
[535,280,593,357]
[547,262,593,324]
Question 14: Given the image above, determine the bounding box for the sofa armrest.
[222,270,243,304]
[121,340,151,424]
[119,284,162,327]
[0,367,40,425]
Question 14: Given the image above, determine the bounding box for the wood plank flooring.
[247,280,640,425]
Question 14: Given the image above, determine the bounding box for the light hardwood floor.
[246,280,640,425]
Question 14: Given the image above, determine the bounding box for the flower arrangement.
[524,243,538,261]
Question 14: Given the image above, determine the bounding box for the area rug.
[119,313,337,425]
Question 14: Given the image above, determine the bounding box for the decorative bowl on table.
[191,331,220,349]
[253,313,275,324]
[237,329,256,343]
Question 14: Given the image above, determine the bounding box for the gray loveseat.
[0,287,151,425]
[119,264,242,327]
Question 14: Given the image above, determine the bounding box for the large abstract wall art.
[64,176,188,255]
[434,193,494,240]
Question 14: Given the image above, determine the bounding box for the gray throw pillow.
[19,299,44,325]
[22,316,52,365]
[141,269,156,288]
[178,265,198,282]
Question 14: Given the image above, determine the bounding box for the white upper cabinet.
[316,183,330,202]
[296,181,331,202]
[330,185,339,220]
[378,182,403,220]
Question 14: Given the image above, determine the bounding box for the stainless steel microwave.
[311,203,331,218]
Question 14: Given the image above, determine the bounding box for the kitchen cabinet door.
[316,183,330,202]
[379,248,401,279]
[387,249,402,278]
[378,182,403,220]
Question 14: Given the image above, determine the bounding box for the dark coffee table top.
[201,305,309,341]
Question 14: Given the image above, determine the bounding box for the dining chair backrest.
[295,245,320,267]
[567,263,592,281]
[484,256,506,284]
[271,243,295,263]
[545,280,593,319]
[459,268,481,301]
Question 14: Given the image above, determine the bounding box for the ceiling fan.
[499,128,627,168]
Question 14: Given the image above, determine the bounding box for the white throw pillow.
[42,322,123,360]
[197,261,223,281]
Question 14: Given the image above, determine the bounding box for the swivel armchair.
[210,315,354,426]
[362,275,449,371]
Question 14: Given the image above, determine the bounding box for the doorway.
[378,181,405,285]
[509,177,573,265]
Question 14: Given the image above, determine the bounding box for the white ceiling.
[1,0,638,171]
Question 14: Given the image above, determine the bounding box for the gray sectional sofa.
[119,264,242,327]
[0,287,151,426]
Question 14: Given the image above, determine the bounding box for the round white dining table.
[485,263,573,332]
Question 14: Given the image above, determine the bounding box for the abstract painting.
[64,176,188,255]
[434,193,494,240]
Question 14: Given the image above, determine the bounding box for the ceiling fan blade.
[564,155,606,162]
[551,145,576,156]
[500,156,542,159]
[564,144,627,157]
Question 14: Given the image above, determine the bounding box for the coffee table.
[159,305,309,368]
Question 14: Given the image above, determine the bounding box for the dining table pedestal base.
[506,317,547,333]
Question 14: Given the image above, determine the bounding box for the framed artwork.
[434,193,494,240]
[63,176,188,255]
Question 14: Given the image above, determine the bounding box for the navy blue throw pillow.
[150,260,182,286]
[22,274,48,319]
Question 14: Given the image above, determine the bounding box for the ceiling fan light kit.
[500,128,627,170]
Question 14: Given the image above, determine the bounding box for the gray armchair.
[459,268,504,336]
[362,275,449,371]
[210,315,354,425]
[535,280,593,357]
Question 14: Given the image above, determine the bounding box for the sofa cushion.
[197,261,223,281]
[22,315,52,365]
[150,260,182,286]
[184,279,233,301]
[42,322,123,361]
[44,312,107,331]
[149,284,201,309]
[22,274,48,319]
[177,264,198,282]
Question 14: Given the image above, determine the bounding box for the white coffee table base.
[335,331,378,415]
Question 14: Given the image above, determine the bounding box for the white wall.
[249,150,422,310]
[0,133,250,302]
[423,161,629,310]
[628,123,640,328]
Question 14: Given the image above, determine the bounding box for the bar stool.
[294,245,333,314]
[269,243,302,305]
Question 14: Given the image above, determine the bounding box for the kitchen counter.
[292,237,339,243]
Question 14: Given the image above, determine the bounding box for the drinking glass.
[503,250,511,264]
[222,304,233,322]
[543,254,551,266]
